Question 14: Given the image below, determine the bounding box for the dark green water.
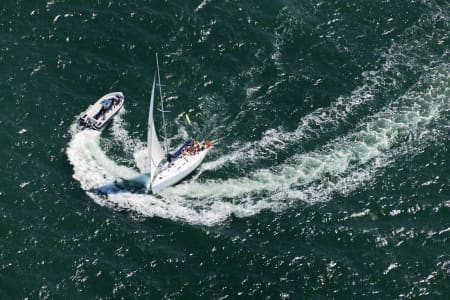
[1,0,449,298]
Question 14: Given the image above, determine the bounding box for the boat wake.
[66,7,449,225]
[66,60,449,226]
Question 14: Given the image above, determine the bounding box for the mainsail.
[148,73,165,184]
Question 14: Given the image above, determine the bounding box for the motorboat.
[79,92,124,130]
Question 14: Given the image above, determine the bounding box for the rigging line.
[109,80,119,91]
[156,52,169,154]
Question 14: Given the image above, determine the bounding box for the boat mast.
[156,53,169,154]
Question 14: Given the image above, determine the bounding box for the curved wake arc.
[67,61,449,225]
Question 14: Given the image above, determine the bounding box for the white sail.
[148,74,165,184]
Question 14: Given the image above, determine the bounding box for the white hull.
[80,92,124,130]
[151,148,209,193]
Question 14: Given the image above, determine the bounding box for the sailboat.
[146,54,211,193]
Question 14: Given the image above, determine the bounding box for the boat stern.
[151,148,210,193]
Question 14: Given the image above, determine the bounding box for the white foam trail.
[66,63,448,226]
[200,149,244,171]
[67,5,449,227]
[110,108,144,157]
[132,148,148,173]
[67,65,450,225]
[247,3,450,161]
[67,126,140,190]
